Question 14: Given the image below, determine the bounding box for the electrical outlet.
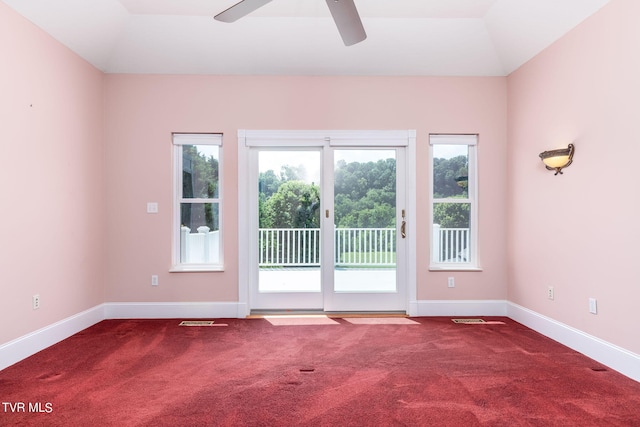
[151,275,159,286]
[146,202,158,214]
[447,277,455,288]
[32,294,40,310]
[589,298,597,314]
[547,286,554,300]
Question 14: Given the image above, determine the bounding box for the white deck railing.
[432,224,470,263]
[259,228,396,266]
[257,226,469,266]
[259,228,321,266]
[180,226,469,266]
[335,228,396,266]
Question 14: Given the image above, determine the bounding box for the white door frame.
[237,130,417,317]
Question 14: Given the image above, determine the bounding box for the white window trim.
[171,133,224,272]
[429,134,480,271]
[242,129,410,147]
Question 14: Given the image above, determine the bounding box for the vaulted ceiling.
[3,0,611,75]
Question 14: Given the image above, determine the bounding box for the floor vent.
[591,367,608,372]
[179,321,215,326]
[452,318,486,324]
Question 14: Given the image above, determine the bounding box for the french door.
[240,130,414,313]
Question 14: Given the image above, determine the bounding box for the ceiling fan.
[214,0,367,46]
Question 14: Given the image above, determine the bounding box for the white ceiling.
[3,0,611,76]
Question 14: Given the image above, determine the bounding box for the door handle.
[401,209,406,239]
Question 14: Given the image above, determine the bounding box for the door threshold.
[248,309,408,318]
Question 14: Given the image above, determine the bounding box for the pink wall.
[103,75,508,303]
[0,3,105,343]
[507,0,640,354]
[1,0,508,346]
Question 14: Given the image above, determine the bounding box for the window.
[172,133,223,271]
[429,134,478,270]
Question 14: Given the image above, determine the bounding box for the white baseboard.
[507,302,640,382]
[410,299,639,382]
[103,301,242,319]
[0,304,105,371]
[410,299,508,317]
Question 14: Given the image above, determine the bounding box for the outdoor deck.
[258,268,397,293]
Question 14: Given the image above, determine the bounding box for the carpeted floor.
[1,317,639,426]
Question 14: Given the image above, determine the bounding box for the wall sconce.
[539,143,574,175]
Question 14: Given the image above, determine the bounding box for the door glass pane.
[257,151,321,292]
[334,150,397,292]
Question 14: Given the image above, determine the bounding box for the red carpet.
[1,317,639,426]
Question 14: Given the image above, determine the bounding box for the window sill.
[429,265,483,272]
[170,265,225,273]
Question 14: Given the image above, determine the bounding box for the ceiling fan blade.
[214,0,274,23]
[325,0,367,46]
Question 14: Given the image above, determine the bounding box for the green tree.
[433,203,470,228]
[259,157,397,229]
[262,181,320,229]
[433,155,468,198]
[334,158,396,228]
[341,203,396,228]
[181,145,219,230]
[432,154,470,228]
[280,164,306,182]
[258,170,281,199]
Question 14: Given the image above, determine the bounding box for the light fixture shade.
[539,143,574,175]
[542,154,571,168]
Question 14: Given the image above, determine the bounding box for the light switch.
[147,202,158,213]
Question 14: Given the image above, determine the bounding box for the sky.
[433,144,468,160]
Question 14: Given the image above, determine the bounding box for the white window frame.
[429,134,480,271]
[171,133,224,272]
